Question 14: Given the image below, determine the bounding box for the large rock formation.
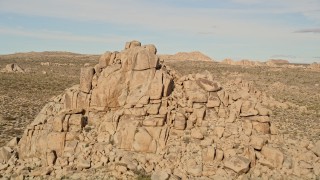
[0,41,319,179]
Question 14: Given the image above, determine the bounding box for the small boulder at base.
[151,171,169,180]
[224,156,251,174]
[261,146,284,168]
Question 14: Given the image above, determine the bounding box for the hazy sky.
[0,0,319,63]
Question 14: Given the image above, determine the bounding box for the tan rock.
[143,115,166,127]
[184,80,208,103]
[255,103,271,116]
[186,159,202,176]
[191,128,204,139]
[97,132,111,143]
[174,112,186,130]
[244,146,256,167]
[6,137,19,148]
[196,78,221,92]
[314,162,320,176]
[252,121,270,134]
[151,171,169,180]
[149,70,164,100]
[207,92,221,108]
[52,114,65,132]
[68,114,85,132]
[242,120,252,136]
[224,156,250,174]
[47,132,66,156]
[261,146,284,168]
[46,150,56,166]
[214,127,225,138]
[243,116,270,123]
[125,40,141,49]
[0,147,12,163]
[99,51,112,68]
[133,128,154,152]
[163,73,174,97]
[250,136,266,150]
[114,117,139,150]
[203,146,215,162]
[77,158,91,169]
[147,103,161,115]
[144,44,157,54]
[79,67,94,93]
[215,149,224,162]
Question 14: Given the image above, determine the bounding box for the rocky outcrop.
[159,51,213,61]
[1,63,25,73]
[0,41,319,179]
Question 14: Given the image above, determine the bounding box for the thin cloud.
[0,0,318,36]
[0,27,127,43]
[270,55,297,59]
[294,28,320,33]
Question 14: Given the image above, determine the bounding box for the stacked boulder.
[0,41,319,179]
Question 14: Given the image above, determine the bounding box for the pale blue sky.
[0,0,319,63]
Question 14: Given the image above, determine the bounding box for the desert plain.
[0,42,319,179]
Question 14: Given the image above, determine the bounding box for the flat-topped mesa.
[1,41,319,179]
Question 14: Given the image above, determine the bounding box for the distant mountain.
[159,51,213,61]
[0,51,99,58]
[267,59,290,64]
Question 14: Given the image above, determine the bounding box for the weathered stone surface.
[174,112,186,130]
[224,156,250,174]
[0,147,12,163]
[99,51,112,68]
[149,70,163,100]
[252,121,270,134]
[244,116,270,123]
[191,128,204,139]
[143,115,166,127]
[46,150,56,166]
[79,67,94,93]
[47,132,66,156]
[196,78,221,92]
[207,92,221,108]
[261,146,284,168]
[250,136,266,150]
[114,117,139,150]
[151,171,169,180]
[184,80,208,103]
[125,40,141,49]
[215,127,225,138]
[133,128,154,152]
[203,146,215,162]
[52,114,65,132]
